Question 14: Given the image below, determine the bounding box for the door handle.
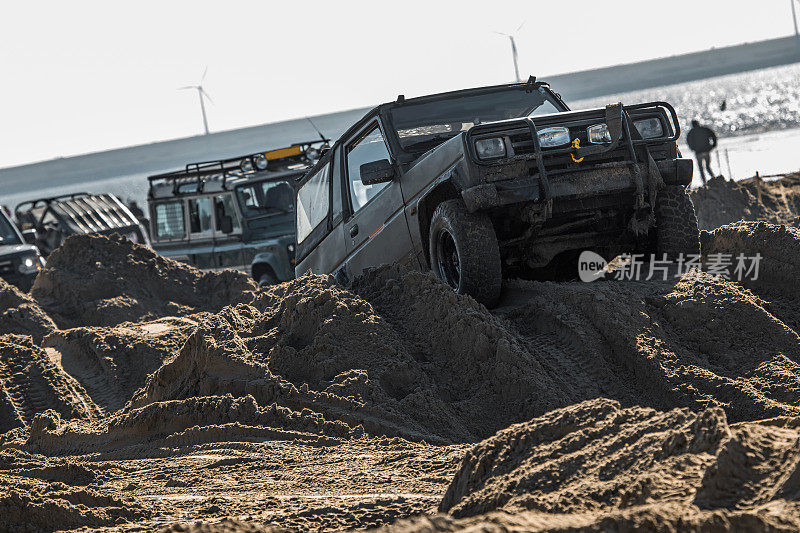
[349,224,359,238]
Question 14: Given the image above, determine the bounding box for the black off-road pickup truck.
[294,77,698,306]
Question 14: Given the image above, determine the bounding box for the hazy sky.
[1,0,796,168]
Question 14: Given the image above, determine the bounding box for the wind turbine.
[179,67,213,135]
[495,22,525,83]
[793,0,800,38]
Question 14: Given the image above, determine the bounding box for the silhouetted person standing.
[686,120,718,185]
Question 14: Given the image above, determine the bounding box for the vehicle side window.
[0,213,19,244]
[41,210,59,228]
[238,184,259,212]
[188,197,213,234]
[154,202,185,240]
[330,147,343,221]
[296,162,330,244]
[346,125,391,213]
[213,194,240,231]
[237,180,294,216]
[261,181,294,212]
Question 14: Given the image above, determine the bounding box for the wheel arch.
[417,179,460,268]
[252,259,278,284]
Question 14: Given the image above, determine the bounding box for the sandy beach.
[2,174,800,531]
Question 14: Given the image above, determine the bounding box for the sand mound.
[0,448,97,486]
[0,278,57,343]
[380,502,800,532]
[0,335,100,434]
[691,174,800,231]
[159,522,283,533]
[499,263,800,423]
[31,233,256,327]
[27,240,800,451]
[0,487,147,532]
[702,221,800,332]
[115,276,561,444]
[41,317,198,414]
[26,393,354,457]
[439,399,800,519]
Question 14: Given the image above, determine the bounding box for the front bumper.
[461,158,692,212]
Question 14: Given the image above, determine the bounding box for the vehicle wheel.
[655,185,701,259]
[258,271,278,287]
[428,200,502,307]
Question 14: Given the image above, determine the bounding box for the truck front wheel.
[428,200,502,307]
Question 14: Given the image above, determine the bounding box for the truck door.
[186,196,215,270]
[211,193,245,273]
[341,122,416,277]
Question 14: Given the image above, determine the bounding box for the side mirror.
[21,229,36,245]
[219,215,234,234]
[360,159,395,186]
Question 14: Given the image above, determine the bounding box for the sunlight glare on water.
[572,63,800,137]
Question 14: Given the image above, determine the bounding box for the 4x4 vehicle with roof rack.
[294,77,698,306]
[15,193,149,258]
[147,141,326,285]
[0,207,44,290]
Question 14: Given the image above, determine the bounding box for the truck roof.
[148,140,327,200]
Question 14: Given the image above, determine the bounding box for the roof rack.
[15,193,139,233]
[147,139,329,197]
[15,192,92,218]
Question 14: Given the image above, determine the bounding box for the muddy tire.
[655,185,701,258]
[428,200,502,307]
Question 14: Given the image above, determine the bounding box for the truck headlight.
[633,118,664,139]
[587,123,612,144]
[537,127,570,148]
[240,158,254,173]
[287,243,295,253]
[474,137,506,160]
[18,255,40,274]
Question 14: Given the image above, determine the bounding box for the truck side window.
[188,197,213,234]
[214,194,240,231]
[346,125,391,213]
[296,162,330,244]
[154,202,185,240]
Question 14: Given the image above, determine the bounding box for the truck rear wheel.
[428,200,502,307]
[655,185,701,258]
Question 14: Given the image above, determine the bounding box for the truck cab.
[147,141,326,285]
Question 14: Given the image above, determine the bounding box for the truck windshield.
[390,86,564,152]
[0,212,22,245]
[237,180,295,217]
